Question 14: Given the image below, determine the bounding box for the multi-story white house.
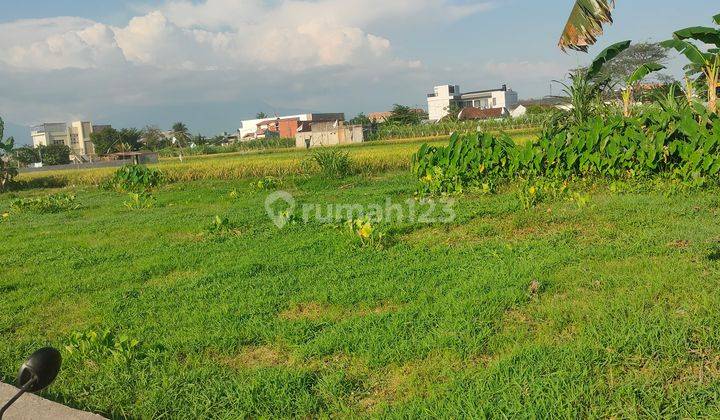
[31,121,107,161]
[427,84,520,121]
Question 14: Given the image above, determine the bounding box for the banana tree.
[661,14,720,113]
[621,63,666,116]
[0,117,17,192]
[552,41,630,128]
[559,0,617,52]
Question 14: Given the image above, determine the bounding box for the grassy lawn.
[2,166,720,418]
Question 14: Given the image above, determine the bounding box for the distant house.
[238,113,345,140]
[457,107,507,121]
[427,84,519,122]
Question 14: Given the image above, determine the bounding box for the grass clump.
[10,192,79,213]
[252,176,280,191]
[305,148,354,178]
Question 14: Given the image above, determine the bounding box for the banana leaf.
[661,39,712,66]
[673,26,720,47]
[587,40,631,79]
[627,63,666,85]
[559,0,616,52]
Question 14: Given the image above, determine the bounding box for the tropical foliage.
[413,106,720,195]
[662,14,720,113]
[103,164,164,193]
[558,0,616,52]
[0,117,17,192]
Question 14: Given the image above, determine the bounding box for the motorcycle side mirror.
[16,347,62,392]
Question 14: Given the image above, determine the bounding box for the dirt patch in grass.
[401,212,613,248]
[146,269,204,287]
[217,345,295,369]
[279,301,401,322]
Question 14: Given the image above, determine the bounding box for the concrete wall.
[296,125,365,149]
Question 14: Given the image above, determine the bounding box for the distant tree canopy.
[349,113,372,125]
[256,112,268,119]
[386,104,426,125]
[171,122,190,147]
[38,144,70,166]
[596,42,670,85]
[91,127,143,155]
[142,126,167,151]
[13,147,38,166]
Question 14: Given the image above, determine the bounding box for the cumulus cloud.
[0,0,494,132]
[0,0,493,71]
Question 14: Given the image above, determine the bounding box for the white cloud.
[0,0,493,71]
[0,0,494,131]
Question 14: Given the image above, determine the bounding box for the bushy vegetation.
[158,138,296,157]
[304,148,354,178]
[368,115,544,141]
[413,106,720,195]
[0,117,17,191]
[414,14,720,196]
[103,164,164,193]
[10,192,79,213]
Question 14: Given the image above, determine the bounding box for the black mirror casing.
[16,347,62,392]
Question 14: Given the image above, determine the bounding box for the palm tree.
[559,0,617,52]
[171,122,190,147]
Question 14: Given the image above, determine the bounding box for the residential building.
[427,84,519,121]
[239,113,345,140]
[31,121,106,160]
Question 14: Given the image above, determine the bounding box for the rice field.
[15,130,539,188]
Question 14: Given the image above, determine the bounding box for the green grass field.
[3,133,720,418]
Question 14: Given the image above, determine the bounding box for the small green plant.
[205,215,238,236]
[252,177,279,191]
[346,217,386,248]
[570,192,592,209]
[305,148,354,178]
[516,179,569,210]
[124,192,155,210]
[105,165,164,193]
[10,193,80,214]
[65,330,141,363]
[228,188,239,199]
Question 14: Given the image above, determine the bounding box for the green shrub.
[413,106,720,194]
[10,193,79,213]
[105,164,164,193]
[252,176,279,191]
[305,148,354,178]
[345,217,387,248]
[123,192,155,210]
[65,330,141,363]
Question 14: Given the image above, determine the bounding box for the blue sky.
[1,1,717,144]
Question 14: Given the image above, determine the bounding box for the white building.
[31,121,106,161]
[427,84,519,121]
[239,114,308,139]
